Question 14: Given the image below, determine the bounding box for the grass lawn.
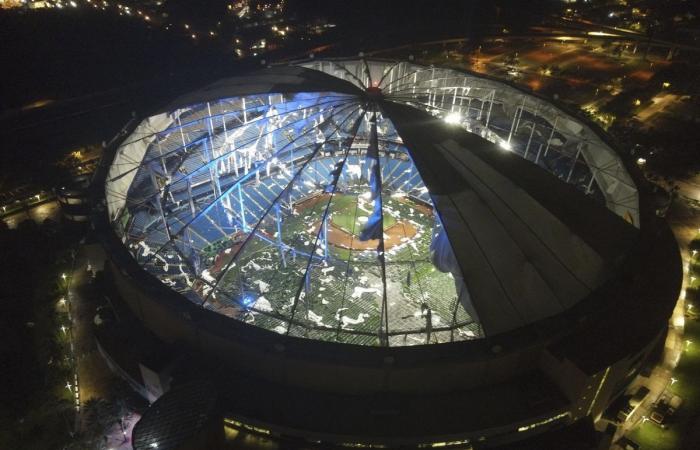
[628,421,679,450]
[626,321,700,450]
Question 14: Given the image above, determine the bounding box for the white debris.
[335,308,370,327]
[346,163,362,178]
[351,286,380,298]
[307,310,327,327]
[200,269,216,284]
[273,325,287,334]
[155,254,169,272]
[254,296,273,312]
[253,280,270,293]
[138,241,153,257]
[178,265,192,286]
[244,260,262,271]
[321,266,334,275]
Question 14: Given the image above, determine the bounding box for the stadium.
[95,58,682,448]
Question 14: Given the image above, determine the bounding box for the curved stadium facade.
[97,58,681,448]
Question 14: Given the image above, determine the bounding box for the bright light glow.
[674,315,685,328]
[671,377,678,385]
[444,112,462,125]
[636,157,646,165]
[499,140,512,151]
[62,273,67,280]
[588,31,617,37]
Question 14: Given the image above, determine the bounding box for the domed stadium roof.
[105,59,638,346]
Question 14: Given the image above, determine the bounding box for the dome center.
[365,85,383,100]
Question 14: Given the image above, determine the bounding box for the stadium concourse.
[95,58,681,448]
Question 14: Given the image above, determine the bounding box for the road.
[1,199,61,229]
[636,93,680,123]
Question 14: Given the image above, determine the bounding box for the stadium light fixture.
[444,112,462,125]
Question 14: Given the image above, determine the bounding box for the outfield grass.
[329,194,395,235]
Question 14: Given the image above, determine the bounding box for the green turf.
[329,194,396,235]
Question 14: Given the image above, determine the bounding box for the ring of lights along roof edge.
[101,60,677,396]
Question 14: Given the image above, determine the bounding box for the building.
[55,175,91,223]
[94,58,681,449]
